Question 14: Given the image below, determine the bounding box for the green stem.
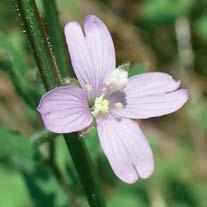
[13,1,106,206]
[13,0,61,90]
[41,0,73,77]
[65,133,106,207]
[13,0,61,182]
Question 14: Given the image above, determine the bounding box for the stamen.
[114,102,124,110]
[91,96,109,117]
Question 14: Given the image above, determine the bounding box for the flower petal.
[64,15,115,97]
[113,72,189,119]
[96,115,154,184]
[38,86,93,133]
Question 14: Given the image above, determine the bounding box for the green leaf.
[0,125,69,207]
[128,62,149,77]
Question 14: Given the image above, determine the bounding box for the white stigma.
[105,68,128,93]
[91,96,109,117]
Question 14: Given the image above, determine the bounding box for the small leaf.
[128,62,149,77]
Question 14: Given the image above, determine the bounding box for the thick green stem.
[65,133,106,207]
[13,0,61,90]
[13,0,61,180]
[13,0,106,206]
[42,0,73,77]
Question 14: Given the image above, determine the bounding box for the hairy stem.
[13,0,106,206]
[41,0,73,77]
[13,0,61,90]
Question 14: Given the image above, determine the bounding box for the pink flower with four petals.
[38,15,189,184]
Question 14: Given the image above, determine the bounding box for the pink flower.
[38,15,188,184]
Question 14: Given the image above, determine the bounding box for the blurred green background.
[0,0,207,206]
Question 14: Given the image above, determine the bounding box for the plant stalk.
[41,0,73,77]
[13,0,61,90]
[13,0,106,206]
[65,133,106,207]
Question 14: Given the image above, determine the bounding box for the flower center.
[91,95,110,117]
[89,66,128,117]
[105,67,128,93]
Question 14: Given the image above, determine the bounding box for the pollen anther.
[114,102,124,110]
[91,96,109,117]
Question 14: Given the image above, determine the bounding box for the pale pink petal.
[37,86,93,133]
[113,72,189,119]
[96,115,154,184]
[126,72,182,96]
[64,15,115,97]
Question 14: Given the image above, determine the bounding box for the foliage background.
[0,0,207,206]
